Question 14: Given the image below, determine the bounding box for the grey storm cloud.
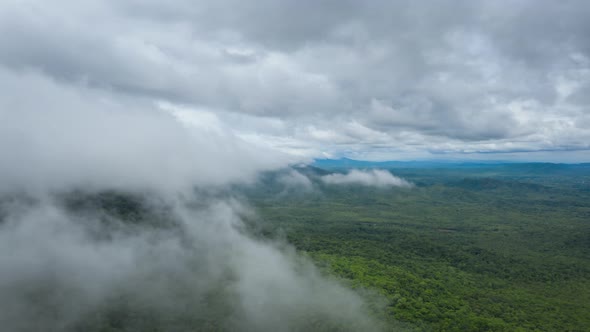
[2,0,590,160]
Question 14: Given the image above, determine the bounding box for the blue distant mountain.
[312,158,590,170]
[313,158,504,169]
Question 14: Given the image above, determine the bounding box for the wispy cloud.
[278,170,314,191]
[322,169,413,188]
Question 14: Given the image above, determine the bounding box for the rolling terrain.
[248,162,590,331]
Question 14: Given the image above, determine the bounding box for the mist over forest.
[0,94,385,331]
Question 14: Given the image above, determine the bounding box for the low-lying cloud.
[0,68,292,194]
[322,169,413,188]
[0,194,381,332]
[0,63,382,331]
[277,169,314,191]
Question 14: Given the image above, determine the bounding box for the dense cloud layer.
[322,169,413,188]
[0,49,386,330]
[0,68,295,194]
[2,0,590,160]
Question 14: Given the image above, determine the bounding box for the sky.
[1,0,590,162]
[2,2,589,330]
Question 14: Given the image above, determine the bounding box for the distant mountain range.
[312,158,590,170]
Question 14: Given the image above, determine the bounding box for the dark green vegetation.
[248,163,590,331]
[4,162,588,331]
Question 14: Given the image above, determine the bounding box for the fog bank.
[0,68,381,331]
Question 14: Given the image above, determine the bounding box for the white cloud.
[322,169,413,188]
[0,68,294,194]
[0,66,380,330]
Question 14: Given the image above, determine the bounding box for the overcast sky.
[2,0,590,162]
